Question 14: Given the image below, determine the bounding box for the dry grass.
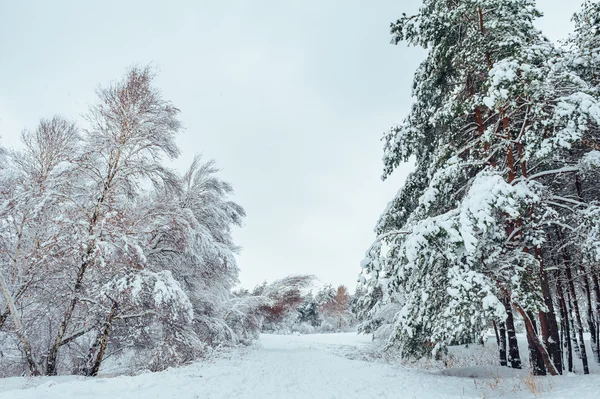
[520,373,554,398]
[472,371,554,399]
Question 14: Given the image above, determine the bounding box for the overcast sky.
[0,0,584,290]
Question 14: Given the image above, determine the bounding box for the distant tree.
[315,284,336,307]
[318,285,354,332]
[297,292,320,327]
[257,275,315,332]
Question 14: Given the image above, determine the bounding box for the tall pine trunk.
[574,174,598,365]
[536,248,562,373]
[582,271,599,364]
[564,264,590,374]
[591,271,600,363]
[557,279,573,372]
[527,311,547,376]
[503,299,521,369]
[498,322,507,367]
[492,320,500,346]
[514,304,558,375]
[566,288,581,360]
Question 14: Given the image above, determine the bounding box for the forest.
[357,0,600,378]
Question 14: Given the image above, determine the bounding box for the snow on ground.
[1,333,599,399]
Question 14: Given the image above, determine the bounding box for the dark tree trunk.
[492,320,500,346]
[512,302,558,375]
[574,175,598,366]
[0,309,7,330]
[582,272,599,364]
[498,321,507,367]
[527,311,547,376]
[565,264,590,374]
[535,248,562,373]
[591,271,600,364]
[566,288,581,359]
[557,279,573,372]
[503,299,521,369]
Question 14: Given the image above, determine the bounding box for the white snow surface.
[1,333,599,399]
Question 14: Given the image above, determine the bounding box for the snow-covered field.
[1,333,598,399]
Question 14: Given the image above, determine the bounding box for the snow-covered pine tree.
[570,0,600,88]
[360,0,543,363]
[297,291,321,328]
[359,0,600,376]
[553,0,600,369]
[480,0,600,372]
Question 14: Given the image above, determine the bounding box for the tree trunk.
[557,279,573,372]
[0,275,39,375]
[0,308,8,330]
[85,301,118,377]
[503,299,522,369]
[498,321,507,367]
[46,150,119,376]
[528,311,547,376]
[582,272,599,364]
[0,282,31,331]
[591,271,600,364]
[566,288,581,360]
[492,320,500,346]
[46,244,95,376]
[513,303,558,375]
[564,264,590,374]
[536,248,562,373]
[574,174,598,365]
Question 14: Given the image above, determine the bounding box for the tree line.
[234,279,357,334]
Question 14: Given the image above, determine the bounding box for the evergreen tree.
[359,0,600,376]
[297,292,320,327]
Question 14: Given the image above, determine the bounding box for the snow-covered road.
[1,333,598,399]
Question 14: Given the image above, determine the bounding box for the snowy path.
[1,333,598,399]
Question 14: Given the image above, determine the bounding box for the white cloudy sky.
[0,0,584,290]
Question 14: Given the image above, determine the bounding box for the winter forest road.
[0,333,598,399]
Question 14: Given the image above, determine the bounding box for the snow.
[103,270,195,323]
[1,333,599,399]
[580,150,600,171]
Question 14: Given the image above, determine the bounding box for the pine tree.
[297,292,320,327]
[359,0,600,376]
